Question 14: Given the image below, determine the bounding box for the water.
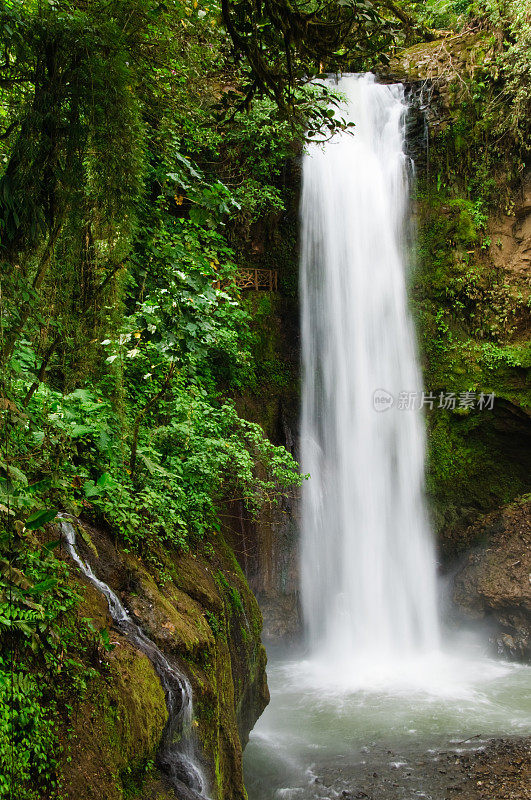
[244,655,531,800]
[59,516,209,799]
[300,74,439,664]
[244,74,531,799]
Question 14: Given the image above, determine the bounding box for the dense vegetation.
[0,0,529,797]
[0,3,304,795]
[396,1,531,544]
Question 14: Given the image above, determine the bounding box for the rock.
[452,497,531,660]
[61,520,268,800]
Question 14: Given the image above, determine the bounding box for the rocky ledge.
[452,497,531,660]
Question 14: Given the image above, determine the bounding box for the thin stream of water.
[59,516,209,799]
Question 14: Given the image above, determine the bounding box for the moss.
[409,183,530,561]
[61,636,167,800]
[426,406,531,554]
[237,289,299,444]
[57,519,268,800]
[387,32,493,84]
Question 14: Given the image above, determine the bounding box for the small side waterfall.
[300,74,440,667]
[59,517,208,799]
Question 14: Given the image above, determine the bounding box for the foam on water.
[244,655,531,800]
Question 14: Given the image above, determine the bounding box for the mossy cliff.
[232,291,302,642]
[222,199,303,642]
[386,32,531,561]
[57,519,268,800]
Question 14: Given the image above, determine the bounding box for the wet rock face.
[225,288,303,646]
[452,499,531,660]
[222,492,302,644]
[490,171,531,301]
[62,521,269,800]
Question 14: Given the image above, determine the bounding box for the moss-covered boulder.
[59,520,269,800]
[59,576,168,800]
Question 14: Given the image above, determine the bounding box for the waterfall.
[59,516,209,799]
[300,74,440,666]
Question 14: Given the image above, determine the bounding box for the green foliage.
[0,663,58,800]
[218,0,400,125]
[479,0,531,152]
[415,2,530,198]
[477,341,531,373]
[0,3,310,795]
[409,0,474,30]
[0,507,89,800]
[120,757,156,799]
[0,0,147,258]
[0,2,302,555]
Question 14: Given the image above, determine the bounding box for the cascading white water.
[300,73,440,665]
[243,71,531,800]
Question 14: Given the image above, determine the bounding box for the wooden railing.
[234,268,278,291]
[213,268,279,292]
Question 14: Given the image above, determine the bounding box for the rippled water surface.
[244,650,531,800]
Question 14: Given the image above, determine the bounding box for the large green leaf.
[25,509,58,530]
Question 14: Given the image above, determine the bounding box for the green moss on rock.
[59,522,268,800]
[60,582,168,800]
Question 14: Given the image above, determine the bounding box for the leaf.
[83,480,101,498]
[0,460,28,485]
[25,509,58,530]
[99,627,116,652]
[0,558,33,590]
[27,478,53,495]
[26,579,58,596]
[96,472,116,489]
[79,526,98,558]
[42,539,61,553]
[71,424,94,437]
